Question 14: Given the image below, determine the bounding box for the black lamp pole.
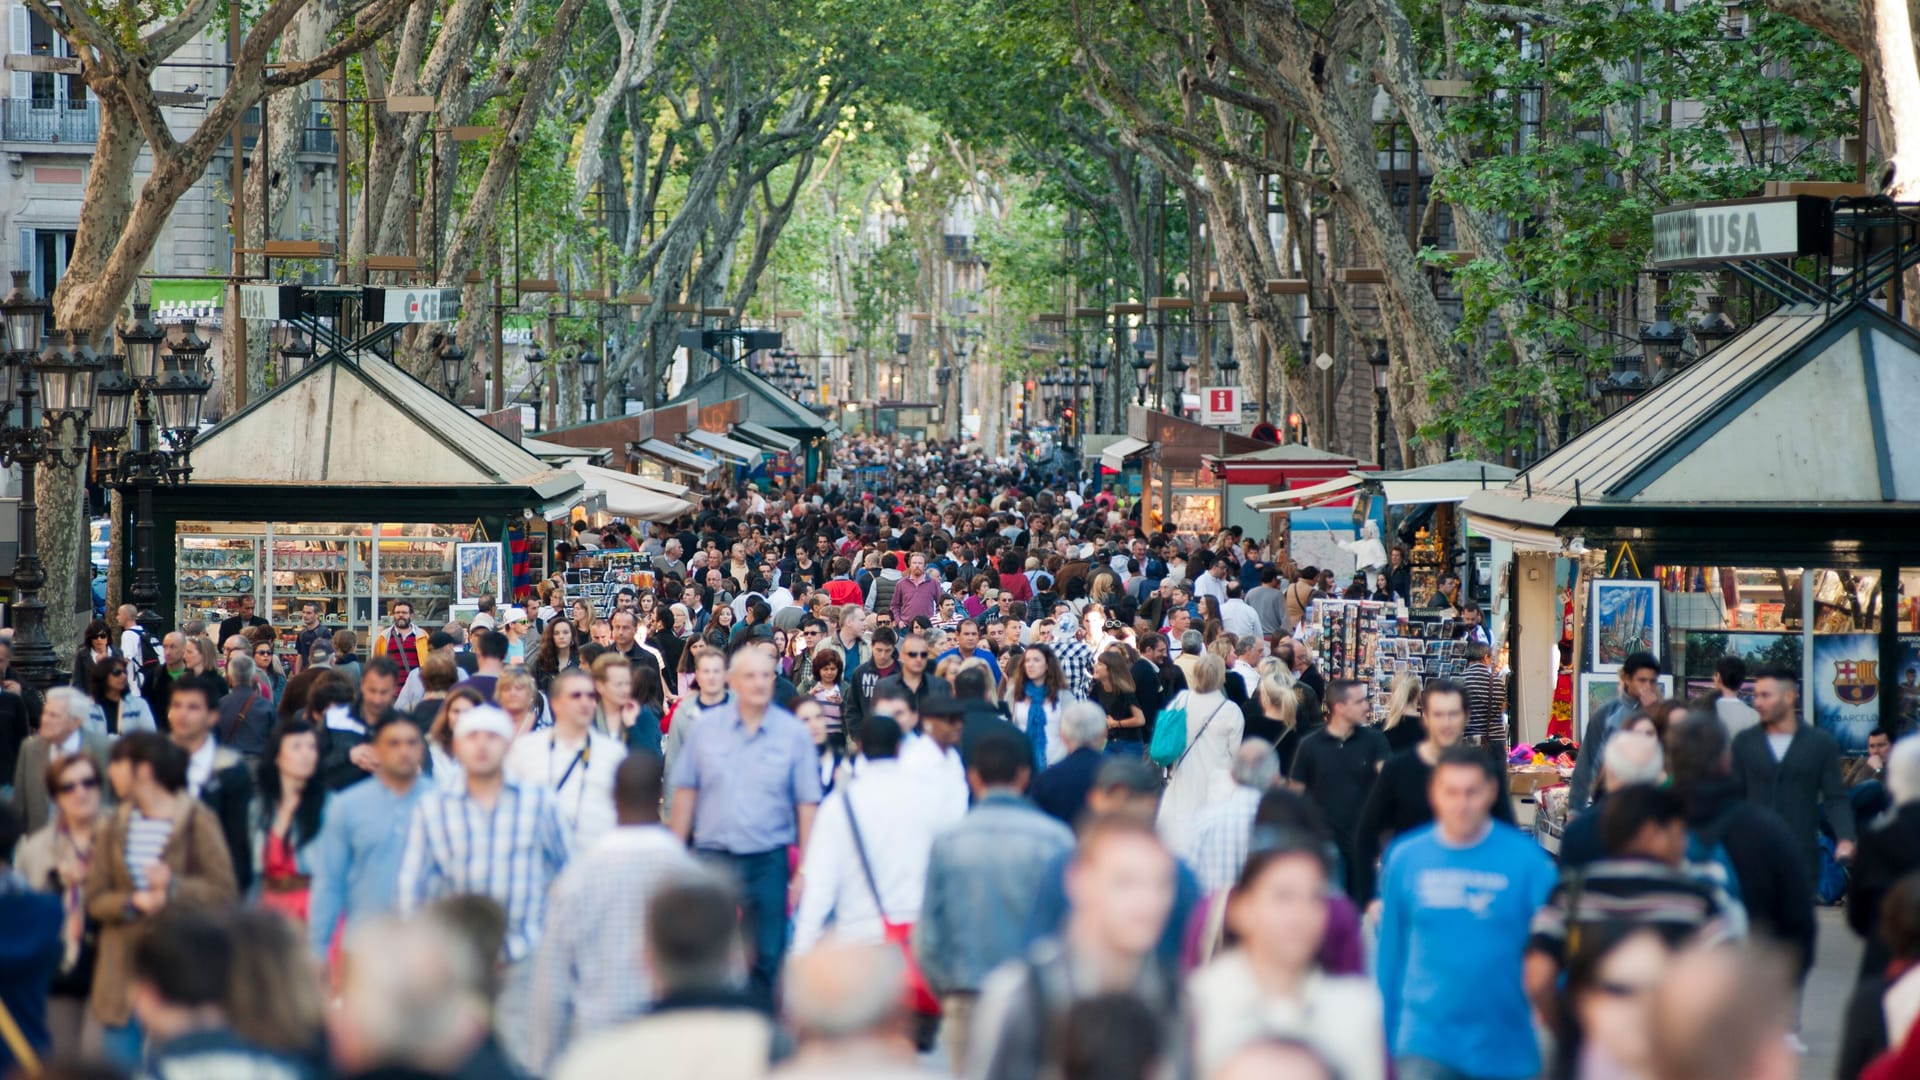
[0,272,58,691]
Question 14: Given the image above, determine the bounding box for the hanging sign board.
[363,287,462,324]
[1201,386,1240,426]
[238,284,302,322]
[1650,196,1831,266]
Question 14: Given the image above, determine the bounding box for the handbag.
[844,794,942,1017]
[1148,691,1192,767]
[1169,700,1229,775]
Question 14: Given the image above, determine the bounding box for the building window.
[25,7,84,106]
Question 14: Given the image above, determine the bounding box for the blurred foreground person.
[551,874,775,1080]
[329,914,498,1079]
[969,814,1179,1080]
[773,941,922,1080]
[1840,871,1920,1080]
[1647,945,1797,1080]
[1210,1038,1339,1080]
[131,910,318,1078]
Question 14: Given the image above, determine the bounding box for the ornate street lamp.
[96,310,214,644]
[0,271,67,689]
[276,330,314,385]
[1131,329,1154,405]
[577,349,602,420]
[1599,353,1650,415]
[438,336,468,399]
[1689,295,1737,359]
[1639,302,1685,373]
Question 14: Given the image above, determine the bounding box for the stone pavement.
[1806,905,1864,1080]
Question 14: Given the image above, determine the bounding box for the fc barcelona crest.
[1834,659,1879,706]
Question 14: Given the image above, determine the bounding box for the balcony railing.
[3,99,99,144]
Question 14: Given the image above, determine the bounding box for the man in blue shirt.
[669,646,822,1009]
[308,713,428,961]
[935,619,1002,682]
[1377,745,1557,1080]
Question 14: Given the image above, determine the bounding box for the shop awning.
[734,421,800,454]
[683,428,766,465]
[1100,436,1152,472]
[634,438,723,485]
[629,475,690,499]
[1364,460,1519,505]
[554,465,697,523]
[520,436,611,467]
[1244,474,1362,512]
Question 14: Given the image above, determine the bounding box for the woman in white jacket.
[1156,653,1244,851]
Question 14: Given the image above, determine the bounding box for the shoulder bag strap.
[0,992,41,1077]
[1171,700,1229,774]
[842,789,891,922]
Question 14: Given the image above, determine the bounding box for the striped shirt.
[126,813,175,891]
[1457,661,1506,743]
[397,778,572,961]
[1526,857,1741,963]
[528,826,700,1071]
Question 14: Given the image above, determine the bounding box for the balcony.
[4,99,98,144]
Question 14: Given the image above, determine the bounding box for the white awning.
[633,438,723,484]
[1243,474,1363,512]
[549,464,697,523]
[683,428,766,465]
[628,475,690,499]
[1377,478,1510,505]
[1100,436,1152,472]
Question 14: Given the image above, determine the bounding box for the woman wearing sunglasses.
[15,752,107,1061]
[85,659,156,738]
[71,619,117,693]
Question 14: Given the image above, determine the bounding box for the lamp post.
[438,336,467,400]
[1368,340,1390,466]
[96,303,213,645]
[578,349,602,420]
[1087,343,1108,434]
[1638,301,1685,379]
[276,329,314,385]
[1131,329,1153,406]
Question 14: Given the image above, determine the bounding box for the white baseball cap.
[453,703,516,740]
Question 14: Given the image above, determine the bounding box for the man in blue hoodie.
[1377,745,1556,1080]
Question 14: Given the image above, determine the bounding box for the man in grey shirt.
[1246,566,1289,636]
[1711,655,1761,740]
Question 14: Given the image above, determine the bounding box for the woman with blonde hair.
[1156,653,1245,850]
[182,633,228,704]
[1382,670,1426,753]
[1249,672,1303,774]
[495,669,548,735]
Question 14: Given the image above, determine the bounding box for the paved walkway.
[1807,906,1864,1080]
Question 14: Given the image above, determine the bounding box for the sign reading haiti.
[1650,196,1830,267]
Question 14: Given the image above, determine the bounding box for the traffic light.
[1062,406,1075,437]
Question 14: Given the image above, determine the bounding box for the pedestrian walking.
[1375,746,1555,1080]
[668,646,822,1009]
[398,703,571,1068]
[1730,666,1856,890]
[506,667,627,852]
[307,712,427,961]
[1288,678,1389,896]
[1155,653,1244,852]
[529,751,699,1071]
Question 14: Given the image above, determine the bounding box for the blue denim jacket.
[914,793,1076,993]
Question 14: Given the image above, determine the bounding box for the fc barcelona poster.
[1811,633,1879,753]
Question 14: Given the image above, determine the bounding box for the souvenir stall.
[1467,300,1920,769]
[148,351,583,664]
[1122,405,1266,536]
[666,364,838,483]
[1216,444,1365,572]
[1306,599,1467,724]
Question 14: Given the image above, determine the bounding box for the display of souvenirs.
[563,551,657,619]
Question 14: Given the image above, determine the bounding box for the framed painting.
[455,542,503,604]
[1577,672,1675,735]
[1591,579,1661,673]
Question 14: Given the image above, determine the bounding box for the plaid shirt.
[1054,639,1095,700]
[528,826,700,1071]
[398,778,571,962]
[1185,785,1263,894]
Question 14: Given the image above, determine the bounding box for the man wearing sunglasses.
[874,631,949,715]
[9,686,111,831]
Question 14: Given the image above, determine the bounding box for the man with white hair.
[668,646,823,1009]
[1558,729,1665,870]
[1029,701,1110,826]
[399,703,572,1068]
[775,942,923,1079]
[1849,734,1920,979]
[1185,738,1283,893]
[10,686,111,830]
[329,914,496,1077]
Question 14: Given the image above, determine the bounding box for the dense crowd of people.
[0,432,1899,1080]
